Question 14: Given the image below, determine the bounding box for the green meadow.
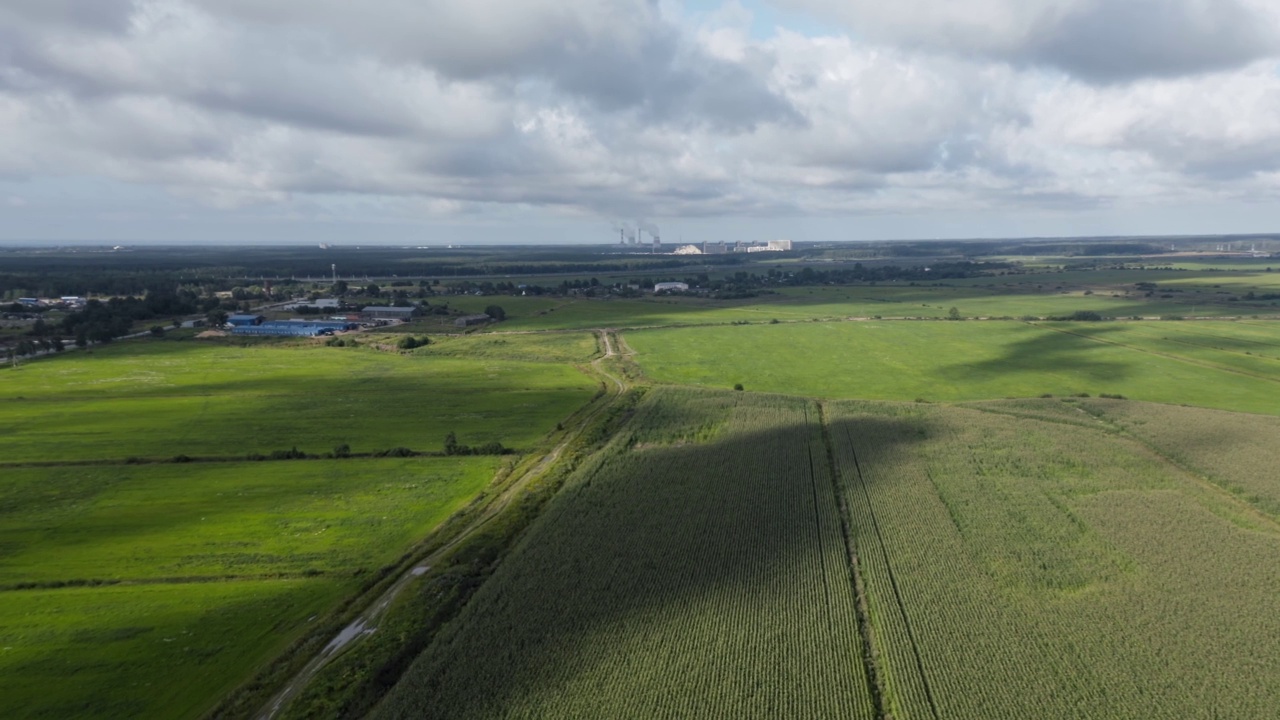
[627,320,1280,414]
[0,338,597,462]
[0,458,499,584]
[0,331,602,719]
[0,579,346,720]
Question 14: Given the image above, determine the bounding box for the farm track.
[836,420,940,720]
[816,402,888,720]
[254,328,629,720]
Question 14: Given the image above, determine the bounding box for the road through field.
[256,329,627,719]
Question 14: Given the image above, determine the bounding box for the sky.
[2,0,1279,245]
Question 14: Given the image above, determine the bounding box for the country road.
[256,328,629,720]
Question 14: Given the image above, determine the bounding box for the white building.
[653,282,689,292]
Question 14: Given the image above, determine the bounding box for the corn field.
[375,390,1280,719]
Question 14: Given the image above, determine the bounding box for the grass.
[0,458,500,584]
[0,579,346,720]
[0,338,598,462]
[407,330,599,364]
[0,332,603,719]
[627,320,1280,414]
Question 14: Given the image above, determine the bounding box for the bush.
[733,383,744,391]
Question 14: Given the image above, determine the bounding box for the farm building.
[231,320,357,337]
[455,314,492,328]
[361,306,417,321]
[653,282,689,292]
[227,314,266,327]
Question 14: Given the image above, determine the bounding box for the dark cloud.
[1029,0,1279,82]
[783,0,1280,83]
[0,0,137,34]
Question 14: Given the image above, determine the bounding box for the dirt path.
[255,329,627,720]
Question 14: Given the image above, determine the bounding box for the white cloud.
[1,0,1279,241]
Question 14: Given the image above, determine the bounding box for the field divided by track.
[627,320,1280,414]
[370,390,1280,719]
[373,388,876,720]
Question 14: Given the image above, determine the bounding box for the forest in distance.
[2,235,1279,719]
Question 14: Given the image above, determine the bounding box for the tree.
[484,305,506,321]
[397,335,419,350]
[333,280,348,296]
[207,309,228,326]
[948,306,962,321]
[365,283,381,296]
[444,432,460,455]
[149,325,165,337]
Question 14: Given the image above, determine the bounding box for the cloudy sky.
[2,0,1279,245]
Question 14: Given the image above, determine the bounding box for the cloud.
[1,0,1279,237]
[779,0,1280,82]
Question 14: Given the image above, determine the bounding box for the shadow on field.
[938,323,1130,384]
[372,392,930,719]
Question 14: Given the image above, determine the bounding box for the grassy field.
[374,388,875,719]
[0,337,598,462]
[0,456,501,720]
[0,331,602,719]
[0,458,499,584]
[627,319,1280,414]
[0,579,347,720]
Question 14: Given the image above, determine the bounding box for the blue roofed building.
[231,319,358,337]
[227,314,266,327]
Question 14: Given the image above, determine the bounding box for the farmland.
[628,320,1280,414]
[0,333,600,719]
[0,337,597,462]
[5,242,1280,719]
[373,389,876,719]
[370,389,1280,719]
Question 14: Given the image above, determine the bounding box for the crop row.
[373,388,875,719]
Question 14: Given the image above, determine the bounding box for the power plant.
[616,221,661,252]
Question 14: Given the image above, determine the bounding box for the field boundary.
[239,330,633,720]
[836,419,941,720]
[817,402,888,719]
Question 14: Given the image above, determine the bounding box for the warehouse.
[361,306,418,321]
[227,313,266,327]
[455,314,492,328]
[231,320,357,337]
[653,281,689,292]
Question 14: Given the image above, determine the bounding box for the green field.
[371,388,1280,719]
[0,332,601,719]
[0,338,597,462]
[0,459,499,584]
[830,398,1280,718]
[627,320,1280,414]
[375,388,875,719]
[0,579,347,720]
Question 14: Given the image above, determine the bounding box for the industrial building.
[231,320,357,337]
[361,306,417,321]
[227,314,266,327]
[653,282,689,292]
[455,314,492,328]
